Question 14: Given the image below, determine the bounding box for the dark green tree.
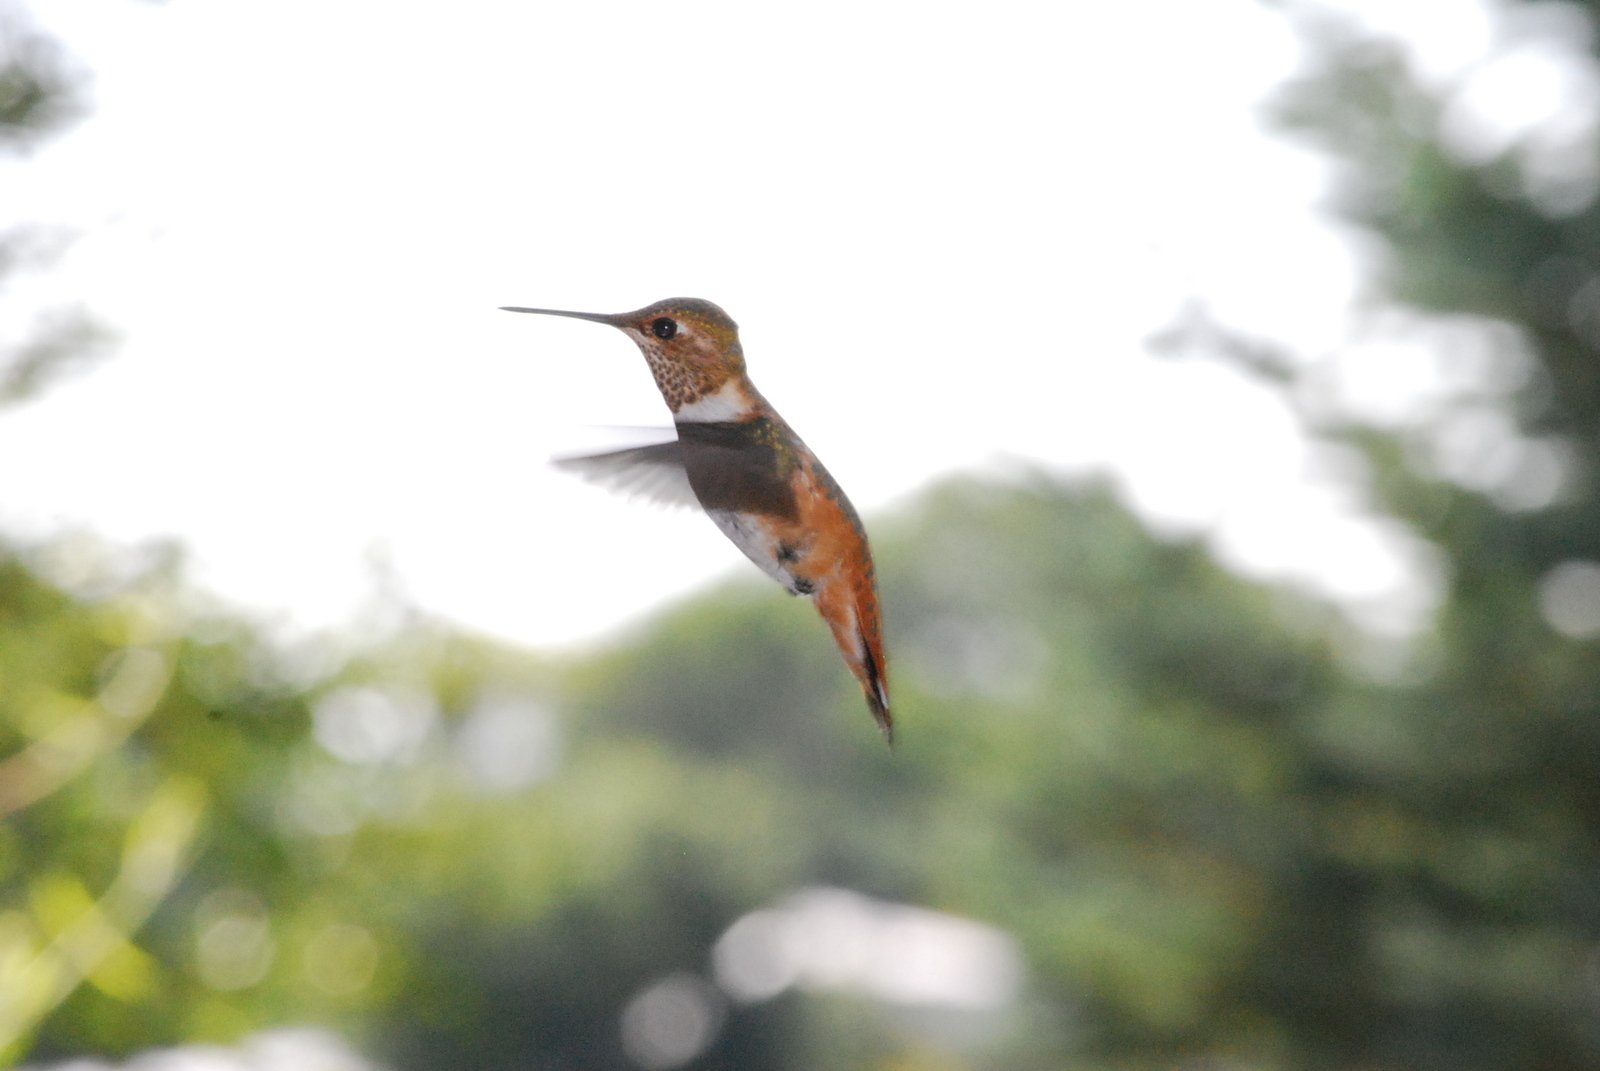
[1143,3,1600,1067]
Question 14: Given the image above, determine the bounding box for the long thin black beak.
[499,306,627,326]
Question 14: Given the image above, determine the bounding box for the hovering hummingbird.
[501,298,892,742]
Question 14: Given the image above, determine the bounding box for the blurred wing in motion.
[552,441,699,508]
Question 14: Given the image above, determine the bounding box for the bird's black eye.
[651,317,678,340]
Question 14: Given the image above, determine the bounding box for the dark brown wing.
[675,419,801,521]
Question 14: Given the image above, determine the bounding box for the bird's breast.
[704,509,814,595]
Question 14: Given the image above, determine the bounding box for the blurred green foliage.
[0,479,1330,1071]
[6,1,1600,1069]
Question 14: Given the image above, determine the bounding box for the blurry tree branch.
[0,776,206,1064]
[0,6,86,154]
[0,3,105,409]
[0,309,106,409]
[0,645,172,818]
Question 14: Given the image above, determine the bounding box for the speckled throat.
[637,334,745,412]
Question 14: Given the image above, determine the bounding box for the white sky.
[0,0,1489,650]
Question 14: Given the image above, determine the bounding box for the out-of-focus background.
[3,0,1598,1068]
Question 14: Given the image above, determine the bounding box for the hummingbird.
[501,298,892,742]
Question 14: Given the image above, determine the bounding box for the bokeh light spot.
[193,888,274,992]
[312,686,435,766]
[618,972,724,1070]
[1539,561,1600,639]
[303,922,378,998]
[94,646,169,719]
[712,887,1022,1010]
[454,696,561,793]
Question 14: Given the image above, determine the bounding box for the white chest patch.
[674,380,754,423]
[706,509,806,595]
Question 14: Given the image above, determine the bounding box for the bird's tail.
[815,573,892,745]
